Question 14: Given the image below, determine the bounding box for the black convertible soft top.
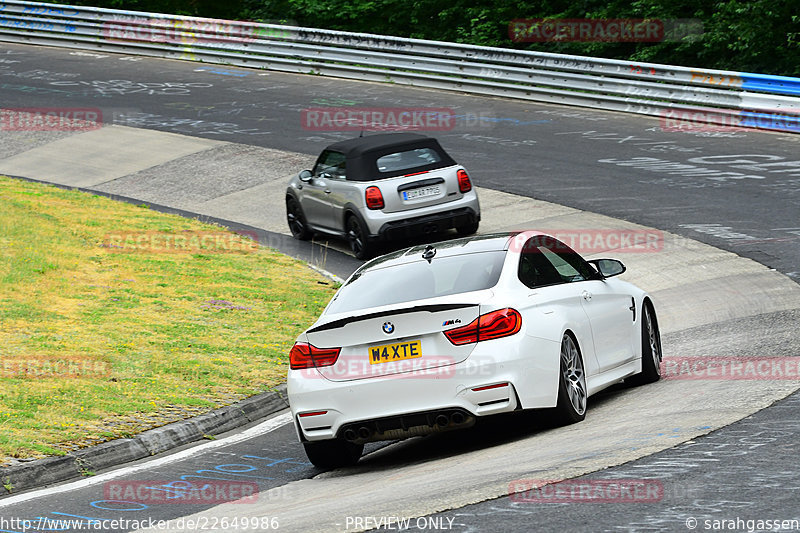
[324,133,457,181]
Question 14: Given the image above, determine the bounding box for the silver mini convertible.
[286,133,481,259]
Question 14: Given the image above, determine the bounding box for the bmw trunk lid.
[304,296,485,382]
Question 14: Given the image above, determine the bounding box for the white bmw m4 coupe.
[287,231,662,468]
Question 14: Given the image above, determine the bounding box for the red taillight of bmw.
[444,308,522,346]
[457,169,472,193]
[289,342,341,369]
[365,186,385,210]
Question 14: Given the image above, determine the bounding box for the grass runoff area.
[0,176,336,462]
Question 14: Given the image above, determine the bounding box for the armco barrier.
[1,0,798,133]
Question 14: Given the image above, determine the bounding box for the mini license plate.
[402,185,440,201]
[369,340,422,365]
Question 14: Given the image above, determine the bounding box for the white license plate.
[402,185,440,201]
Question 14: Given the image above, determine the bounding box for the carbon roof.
[354,232,516,273]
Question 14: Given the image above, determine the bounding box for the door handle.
[582,290,592,301]
[324,189,332,194]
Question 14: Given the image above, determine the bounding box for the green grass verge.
[0,176,336,461]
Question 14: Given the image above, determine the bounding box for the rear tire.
[303,439,363,469]
[628,302,662,385]
[346,215,372,260]
[456,220,479,236]
[286,196,311,240]
[550,333,587,425]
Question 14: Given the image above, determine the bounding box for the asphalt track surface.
[1,43,799,281]
[1,42,799,532]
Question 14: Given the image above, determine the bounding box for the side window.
[539,247,584,281]
[518,236,595,288]
[313,150,346,178]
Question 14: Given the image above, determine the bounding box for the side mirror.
[589,258,626,278]
[299,170,313,182]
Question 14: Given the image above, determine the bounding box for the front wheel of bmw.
[551,333,587,425]
[628,302,662,385]
[302,439,364,469]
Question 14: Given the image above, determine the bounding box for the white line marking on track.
[0,412,292,507]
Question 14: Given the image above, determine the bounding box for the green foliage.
[63,0,800,75]
[65,0,248,18]
[699,1,800,74]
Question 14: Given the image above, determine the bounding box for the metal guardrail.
[1,0,799,132]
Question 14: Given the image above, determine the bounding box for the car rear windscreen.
[376,148,442,174]
[326,251,506,315]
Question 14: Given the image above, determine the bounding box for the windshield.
[325,251,507,315]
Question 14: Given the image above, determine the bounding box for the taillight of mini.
[365,186,385,210]
[457,169,472,193]
[289,342,341,369]
[444,308,522,346]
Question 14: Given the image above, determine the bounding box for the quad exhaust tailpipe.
[340,409,475,443]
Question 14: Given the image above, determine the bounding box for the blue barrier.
[740,73,800,96]
[739,110,800,133]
